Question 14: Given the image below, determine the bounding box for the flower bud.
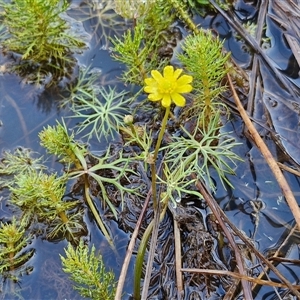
[124,115,134,125]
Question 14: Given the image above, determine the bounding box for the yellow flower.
[144,65,193,108]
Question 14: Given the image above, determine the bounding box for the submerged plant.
[70,87,132,141]
[68,0,125,48]
[61,240,116,299]
[39,120,137,245]
[0,0,85,84]
[114,0,155,19]
[0,217,33,274]
[66,67,101,103]
[0,148,46,188]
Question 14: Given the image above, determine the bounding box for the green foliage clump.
[0,0,85,84]
[39,120,138,244]
[0,148,46,187]
[178,30,231,117]
[114,0,155,19]
[0,136,85,241]
[10,172,76,222]
[0,217,33,273]
[61,240,116,299]
[175,0,230,13]
[165,113,242,193]
[39,121,85,168]
[111,0,174,84]
[111,23,165,85]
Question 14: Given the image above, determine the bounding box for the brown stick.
[227,73,300,231]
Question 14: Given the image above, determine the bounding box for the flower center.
[159,79,176,94]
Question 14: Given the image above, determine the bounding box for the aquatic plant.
[0,217,33,274]
[114,0,155,19]
[111,22,164,84]
[164,112,242,191]
[70,86,133,141]
[61,240,116,299]
[68,0,125,48]
[39,121,85,168]
[0,148,46,188]
[63,66,133,141]
[39,121,138,244]
[178,30,230,119]
[111,0,175,84]
[0,0,85,84]
[66,67,101,104]
[10,171,84,239]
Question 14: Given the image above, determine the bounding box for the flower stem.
[151,106,170,209]
[154,106,170,159]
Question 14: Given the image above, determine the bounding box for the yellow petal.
[144,85,158,93]
[171,93,186,107]
[149,93,163,101]
[161,94,171,107]
[145,78,157,86]
[173,68,183,79]
[174,84,193,93]
[151,70,163,82]
[163,66,174,78]
[177,75,193,85]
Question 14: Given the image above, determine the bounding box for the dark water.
[0,0,300,299]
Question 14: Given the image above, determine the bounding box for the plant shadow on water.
[0,0,300,299]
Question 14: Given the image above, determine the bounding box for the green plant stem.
[83,176,114,248]
[133,203,168,300]
[8,243,14,272]
[58,211,69,224]
[167,0,199,34]
[203,78,212,118]
[138,106,170,299]
[151,106,170,209]
[129,123,138,140]
[133,219,153,300]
